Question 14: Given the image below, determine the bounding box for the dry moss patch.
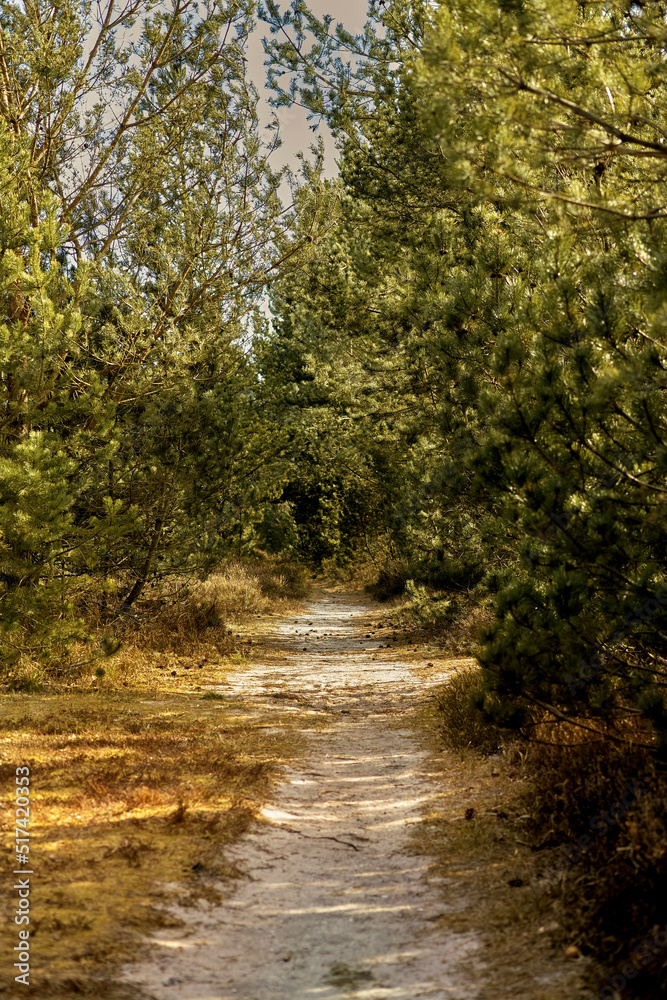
[0,687,305,995]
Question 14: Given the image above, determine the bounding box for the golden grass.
[0,561,310,996]
[201,559,308,615]
[0,687,306,993]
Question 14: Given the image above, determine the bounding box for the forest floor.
[120,590,595,1000]
[1,587,599,999]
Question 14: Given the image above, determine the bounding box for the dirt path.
[123,592,482,999]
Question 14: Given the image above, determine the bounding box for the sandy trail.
[123,593,481,1000]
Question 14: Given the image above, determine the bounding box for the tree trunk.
[122,517,165,608]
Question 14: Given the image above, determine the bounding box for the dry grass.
[434,664,504,754]
[515,722,667,999]
[407,679,667,1000]
[2,558,310,692]
[0,688,305,994]
[408,697,597,1000]
[105,558,308,656]
[0,558,310,996]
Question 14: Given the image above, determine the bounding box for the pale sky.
[247,1,371,176]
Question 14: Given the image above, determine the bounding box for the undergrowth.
[519,723,667,999]
[412,695,589,1000]
[3,557,309,691]
[98,557,308,653]
[435,666,503,754]
[426,668,667,998]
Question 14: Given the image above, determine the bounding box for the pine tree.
[261,0,514,586]
[264,0,667,744]
[0,0,336,674]
[0,126,123,670]
[416,0,667,741]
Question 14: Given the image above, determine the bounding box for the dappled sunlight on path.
[123,594,481,1000]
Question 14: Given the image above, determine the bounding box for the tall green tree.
[416,0,667,741]
[0,126,116,668]
[262,0,667,744]
[261,0,514,587]
[0,0,336,673]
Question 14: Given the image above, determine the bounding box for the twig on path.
[273,825,363,851]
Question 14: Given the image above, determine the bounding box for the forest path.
[123,591,482,1000]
